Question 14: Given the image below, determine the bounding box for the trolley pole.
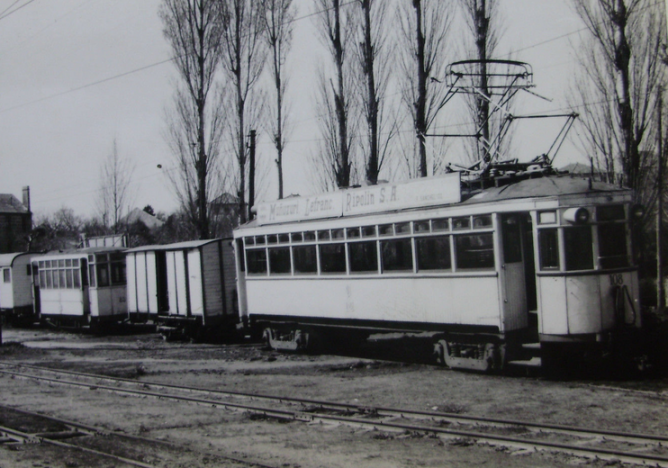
[248,129,256,221]
[658,87,665,311]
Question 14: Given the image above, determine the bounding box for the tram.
[31,247,128,327]
[233,169,643,371]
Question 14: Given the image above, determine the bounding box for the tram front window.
[564,226,593,271]
[381,239,412,271]
[538,229,559,270]
[246,249,267,274]
[269,248,291,274]
[293,245,317,274]
[598,223,628,269]
[416,236,451,271]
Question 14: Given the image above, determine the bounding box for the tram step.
[508,357,542,368]
[521,342,541,351]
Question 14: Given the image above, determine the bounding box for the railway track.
[0,403,277,468]
[2,363,668,467]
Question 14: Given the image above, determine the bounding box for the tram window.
[245,237,255,246]
[293,245,317,274]
[381,238,413,271]
[318,230,331,241]
[52,270,59,288]
[46,270,53,288]
[39,261,44,268]
[65,259,72,267]
[111,260,126,285]
[255,236,266,245]
[59,270,67,289]
[246,249,268,274]
[278,234,290,243]
[346,227,360,239]
[597,205,625,221]
[432,218,449,232]
[455,234,495,270]
[564,226,593,271]
[97,263,110,287]
[2,268,9,283]
[379,224,393,236]
[88,264,96,287]
[416,236,451,271]
[73,269,81,288]
[395,223,410,234]
[598,223,629,269]
[39,271,45,287]
[349,241,378,273]
[73,259,79,267]
[319,244,346,273]
[304,231,316,241]
[269,248,291,274]
[291,232,303,242]
[332,229,345,240]
[538,229,559,270]
[66,270,73,288]
[502,217,522,263]
[59,260,65,267]
[362,225,376,237]
[473,215,492,229]
[414,221,430,233]
[453,217,470,230]
[267,235,278,244]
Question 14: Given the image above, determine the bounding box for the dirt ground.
[1,325,667,468]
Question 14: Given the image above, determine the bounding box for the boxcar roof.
[0,252,32,268]
[125,238,230,253]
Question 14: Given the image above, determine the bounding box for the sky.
[0,0,590,220]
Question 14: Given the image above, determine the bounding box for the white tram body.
[31,248,128,325]
[126,239,238,338]
[233,174,641,370]
[0,252,34,321]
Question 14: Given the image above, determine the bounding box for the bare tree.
[313,0,357,189]
[459,0,509,164]
[261,0,295,200]
[571,0,665,192]
[398,0,456,177]
[97,139,135,232]
[160,0,227,239]
[354,0,398,185]
[220,0,267,222]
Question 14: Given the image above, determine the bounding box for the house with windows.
[0,187,32,254]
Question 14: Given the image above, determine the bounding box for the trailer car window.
[538,229,559,270]
[269,248,291,274]
[319,244,346,273]
[293,245,317,274]
[455,234,495,270]
[111,260,126,285]
[96,263,110,287]
[564,226,593,271]
[88,264,96,287]
[2,268,9,283]
[381,239,413,271]
[597,223,628,269]
[416,236,451,271]
[246,249,267,274]
[349,241,378,273]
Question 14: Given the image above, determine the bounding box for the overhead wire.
[0,0,38,22]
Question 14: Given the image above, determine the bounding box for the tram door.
[500,213,537,331]
[155,252,169,314]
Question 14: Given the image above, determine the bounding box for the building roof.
[0,194,29,214]
[123,208,165,229]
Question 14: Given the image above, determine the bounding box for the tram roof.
[237,175,630,231]
[125,238,229,253]
[461,175,630,205]
[0,252,32,267]
[32,246,127,259]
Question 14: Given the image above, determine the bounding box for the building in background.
[0,187,32,253]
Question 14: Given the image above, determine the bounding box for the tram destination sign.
[256,172,461,225]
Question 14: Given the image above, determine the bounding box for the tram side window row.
[243,216,496,276]
[36,259,83,290]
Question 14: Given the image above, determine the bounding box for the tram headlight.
[563,207,590,224]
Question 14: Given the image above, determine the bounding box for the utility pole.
[248,129,256,221]
[658,87,665,311]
